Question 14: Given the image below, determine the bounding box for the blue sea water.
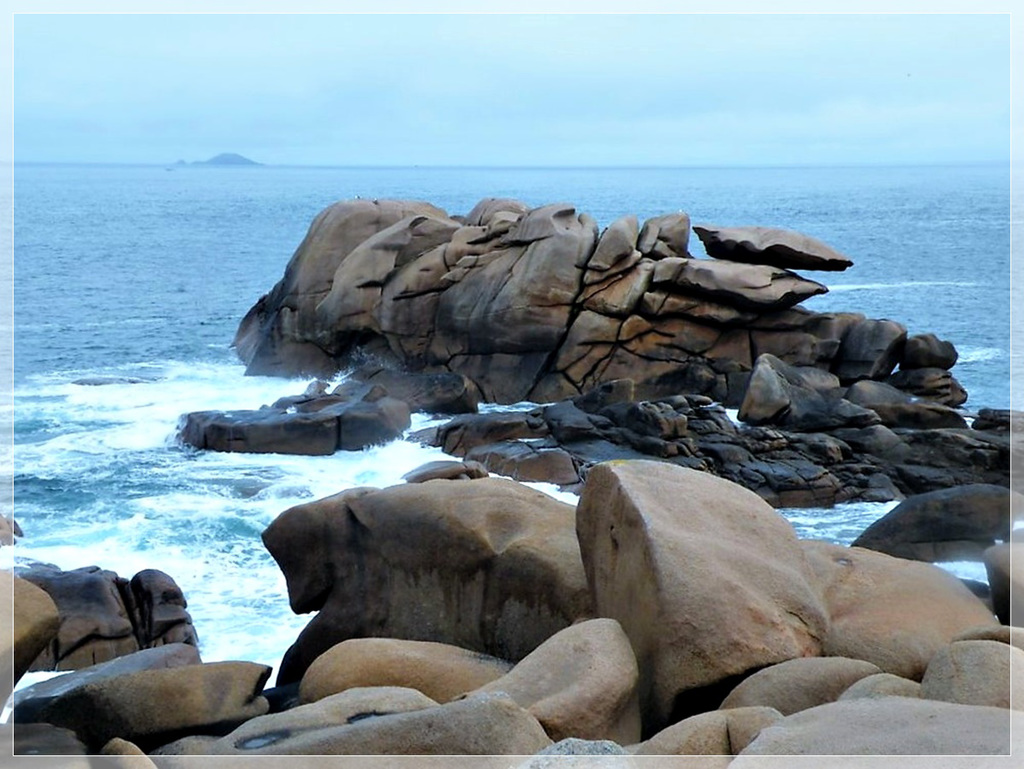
[5,162,1012,688]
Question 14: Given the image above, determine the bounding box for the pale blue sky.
[12,13,1012,166]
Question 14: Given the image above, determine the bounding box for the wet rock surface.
[418,379,1009,507]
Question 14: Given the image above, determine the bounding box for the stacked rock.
[234,199,966,409]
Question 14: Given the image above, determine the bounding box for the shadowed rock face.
[693,224,854,271]
[236,198,927,406]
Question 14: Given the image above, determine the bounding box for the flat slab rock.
[694,224,854,271]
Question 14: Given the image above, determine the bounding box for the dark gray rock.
[694,224,853,271]
[888,367,967,406]
[852,484,1022,562]
[832,319,907,382]
[901,332,958,370]
[846,380,967,430]
[179,393,411,455]
[16,564,197,672]
[739,354,878,432]
[350,365,481,414]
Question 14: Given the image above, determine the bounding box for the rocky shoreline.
[4,461,1023,761]
[4,196,1021,762]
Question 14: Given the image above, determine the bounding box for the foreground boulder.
[4,571,60,689]
[263,477,594,685]
[851,484,1021,562]
[919,640,1023,709]
[17,661,271,752]
[734,697,1017,756]
[12,643,202,725]
[576,461,828,734]
[472,618,641,744]
[630,706,783,756]
[718,657,882,715]
[838,673,922,701]
[298,638,512,705]
[156,690,553,756]
[801,541,999,678]
[985,542,1024,625]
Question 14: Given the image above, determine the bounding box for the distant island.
[174,153,262,167]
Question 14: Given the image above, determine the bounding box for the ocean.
[5,162,1012,688]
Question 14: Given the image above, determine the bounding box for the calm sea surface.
[6,162,1012,685]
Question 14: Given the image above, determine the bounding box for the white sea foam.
[9,358,995,693]
[826,281,979,292]
[12,361,470,684]
[933,561,990,585]
[956,346,1005,364]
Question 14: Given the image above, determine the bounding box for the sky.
[9,12,1014,167]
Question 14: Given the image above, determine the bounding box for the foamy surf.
[8,358,996,697]
[825,281,980,292]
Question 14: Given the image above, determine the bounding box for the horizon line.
[8,159,1012,171]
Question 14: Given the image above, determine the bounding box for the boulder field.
[232,197,968,408]
[9,461,1022,759]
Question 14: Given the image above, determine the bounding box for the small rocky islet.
[5,197,1022,761]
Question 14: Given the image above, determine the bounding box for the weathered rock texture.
[235,198,965,408]
[16,565,198,672]
[262,477,594,685]
[575,461,828,734]
[801,541,999,679]
[734,697,1016,755]
[419,381,1009,507]
[156,689,553,756]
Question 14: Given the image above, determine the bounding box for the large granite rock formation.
[235,198,964,407]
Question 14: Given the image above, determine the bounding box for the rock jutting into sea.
[232,197,968,409]
[173,196,1010,507]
